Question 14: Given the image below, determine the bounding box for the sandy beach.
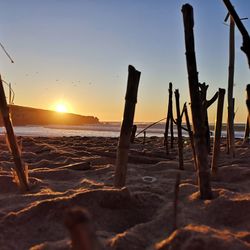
[0,135,249,249]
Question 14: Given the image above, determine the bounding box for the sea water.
[0,123,246,138]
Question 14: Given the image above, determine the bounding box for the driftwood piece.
[114,65,141,188]
[211,88,226,174]
[164,82,173,154]
[184,103,197,170]
[175,89,184,170]
[182,4,212,199]
[222,0,250,68]
[0,75,29,191]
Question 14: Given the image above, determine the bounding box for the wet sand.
[0,136,249,250]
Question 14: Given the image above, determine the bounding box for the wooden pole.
[245,84,250,142]
[244,117,249,142]
[114,65,141,188]
[9,83,12,104]
[199,82,211,153]
[222,0,250,68]
[164,82,173,154]
[182,4,212,199]
[175,89,184,170]
[0,75,29,191]
[184,103,197,170]
[143,131,146,144]
[130,125,137,143]
[170,109,174,148]
[227,15,236,157]
[211,88,226,174]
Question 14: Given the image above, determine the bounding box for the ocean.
[0,123,246,138]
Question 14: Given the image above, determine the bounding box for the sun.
[55,103,68,113]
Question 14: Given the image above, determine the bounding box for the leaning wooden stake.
[222,0,250,68]
[164,82,173,154]
[211,88,226,174]
[184,103,197,170]
[175,89,184,170]
[0,75,29,191]
[182,4,212,199]
[114,65,141,188]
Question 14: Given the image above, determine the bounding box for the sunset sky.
[0,0,250,122]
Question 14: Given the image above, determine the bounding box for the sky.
[0,0,250,123]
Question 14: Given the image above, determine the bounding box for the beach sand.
[0,136,249,249]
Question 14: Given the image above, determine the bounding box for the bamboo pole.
[222,0,250,68]
[227,15,236,157]
[184,103,197,170]
[114,65,141,188]
[175,89,184,170]
[164,82,173,154]
[211,88,226,174]
[0,75,29,191]
[182,4,212,199]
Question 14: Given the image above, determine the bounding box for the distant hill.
[0,105,99,126]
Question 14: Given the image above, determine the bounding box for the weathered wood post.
[175,89,184,170]
[130,125,137,143]
[170,113,174,148]
[222,0,250,68]
[164,82,173,154]
[211,88,226,174]
[244,118,249,142]
[226,14,236,157]
[182,4,212,199]
[0,75,29,191]
[199,82,211,152]
[114,65,141,188]
[184,103,197,170]
[244,84,250,142]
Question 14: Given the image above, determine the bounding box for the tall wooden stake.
[211,88,226,174]
[0,75,29,191]
[175,89,184,170]
[182,4,212,199]
[164,82,173,154]
[114,65,141,188]
[184,103,197,170]
[227,15,235,157]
